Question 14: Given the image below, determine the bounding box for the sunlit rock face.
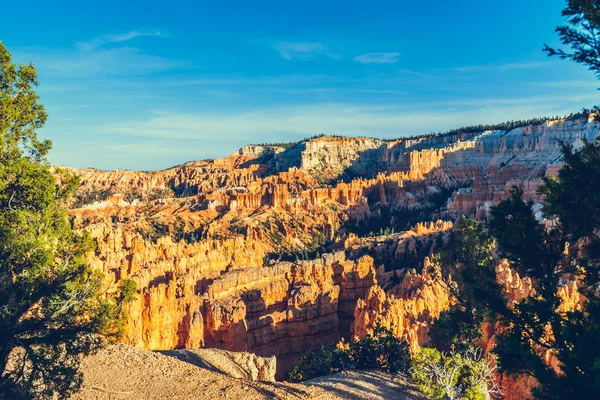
[68,116,597,387]
[201,252,376,355]
[351,256,452,352]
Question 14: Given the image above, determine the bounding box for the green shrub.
[119,279,138,303]
[288,325,410,382]
[288,344,351,382]
[428,309,483,352]
[349,325,410,374]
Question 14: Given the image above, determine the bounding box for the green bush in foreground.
[288,325,410,382]
[348,325,411,374]
[288,326,499,399]
[288,343,353,382]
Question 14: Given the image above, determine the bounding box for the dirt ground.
[71,344,427,400]
[306,370,427,400]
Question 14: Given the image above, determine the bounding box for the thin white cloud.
[163,74,354,87]
[454,61,550,73]
[101,94,595,143]
[353,52,401,64]
[15,46,184,78]
[533,79,598,88]
[498,62,549,71]
[275,42,340,61]
[76,30,167,50]
[105,142,216,155]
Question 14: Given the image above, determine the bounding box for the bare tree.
[411,346,502,400]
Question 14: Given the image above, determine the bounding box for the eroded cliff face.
[67,116,597,391]
[201,252,375,355]
[352,257,452,352]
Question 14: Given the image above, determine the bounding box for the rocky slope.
[67,115,597,396]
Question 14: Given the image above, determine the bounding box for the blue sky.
[1,0,598,170]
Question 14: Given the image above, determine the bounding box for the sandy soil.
[71,345,426,400]
[306,370,427,400]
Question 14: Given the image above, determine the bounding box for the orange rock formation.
[64,117,597,392]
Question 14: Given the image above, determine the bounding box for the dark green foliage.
[468,3,600,394]
[476,140,600,399]
[119,279,138,303]
[288,325,410,382]
[288,343,353,382]
[544,0,600,80]
[490,188,565,285]
[428,309,482,352]
[349,325,411,374]
[182,227,205,244]
[430,140,600,398]
[541,140,600,244]
[171,185,199,198]
[428,217,503,350]
[0,42,119,399]
[71,188,112,209]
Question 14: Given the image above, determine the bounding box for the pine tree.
[485,140,600,398]
[427,217,504,351]
[544,0,600,79]
[0,41,120,399]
